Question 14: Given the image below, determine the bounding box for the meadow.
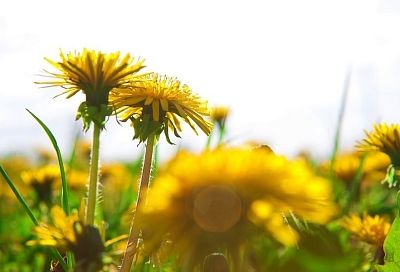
[1,49,399,272]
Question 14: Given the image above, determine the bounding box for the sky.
[1,0,400,162]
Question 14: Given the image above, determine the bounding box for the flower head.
[21,165,60,203]
[138,148,337,269]
[357,123,400,187]
[110,73,212,143]
[322,151,389,186]
[36,49,146,129]
[211,106,230,129]
[28,206,105,271]
[37,49,145,106]
[341,214,391,247]
[357,123,400,165]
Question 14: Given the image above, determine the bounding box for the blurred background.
[1,0,400,162]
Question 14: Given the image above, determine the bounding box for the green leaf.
[26,109,74,270]
[377,216,400,271]
[26,109,70,216]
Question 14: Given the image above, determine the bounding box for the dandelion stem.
[120,134,155,272]
[86,123,101,225]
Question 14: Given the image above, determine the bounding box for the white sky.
[1,0,400,162]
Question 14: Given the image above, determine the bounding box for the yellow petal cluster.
[358,123,400,164]
[21,165,60,187]
[341,214,391,247]
[323,151,389,185]
[110,73,212,143]
[28,206,78,248]
[37,49,145,107]
[138,147,337,268]
[210,106,230,130]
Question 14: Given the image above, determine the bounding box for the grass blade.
[329,68,352,176]
[26,109,70,216]
[0,166,68,270]
[0,166,38,225]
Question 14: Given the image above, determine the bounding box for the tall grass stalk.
[329,69,352,176]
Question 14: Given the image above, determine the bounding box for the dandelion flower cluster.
[138,147,337,269]
[110,73,212,143]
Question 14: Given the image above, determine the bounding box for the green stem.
[206,132,213,148]
[120,134,155,272]
[86,123,101,225]
[0,166,68,270]
[343,153,366,214]
[217,126,226,145]
[329,69,351,177]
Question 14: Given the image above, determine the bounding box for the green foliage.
[378,217,400,272]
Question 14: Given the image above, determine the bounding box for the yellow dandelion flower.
[211,106,230,129]
[67,169,88,190]
[110,73,212,143]
[323,151,389,185]
[357,123,400,187]
[326,152,361,183]
[358,123,400,163]
[37,49,145,107]
[28,206,105,271]
[211,106,230,122]
[341,214,391,247]
[36,49,146,129]
[21,165,61,203]
[362,152,390,188]
[138,147,337,269]
[28,206,78,248]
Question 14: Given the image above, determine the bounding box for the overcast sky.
[1,0,400,162]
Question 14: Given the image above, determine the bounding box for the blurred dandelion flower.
[358,123,400,187]
[110,73,212,143]
[138,148,337,269]
[341,214,390,247]
[21,165,60,203]
[322,151,389,186]
[28,206,105,271]
[211,106,230,129]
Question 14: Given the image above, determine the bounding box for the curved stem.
[120,134,155,272]
[86,123,101,225]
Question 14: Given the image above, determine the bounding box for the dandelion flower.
[28,206,105,271]
[36,49,146,129]
[358,123,400,164]
[358,123,400,187]
[21,165,60,203]
[110,73,212,143]
[341,214,390,247]
[37,49,145,106]
[322,151,389,186]
[138,147,337,269]
[211,106,230,128]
